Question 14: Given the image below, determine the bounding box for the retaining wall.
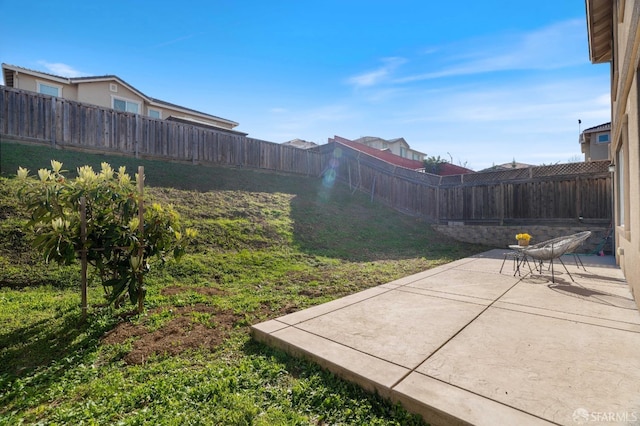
[432,223,612,254]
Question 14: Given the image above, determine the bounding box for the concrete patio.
[251,249,640,425]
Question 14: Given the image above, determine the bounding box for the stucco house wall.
[2,63,238,131]
[586,0,640,310]
[354,136,426,161]
[580,123,611,161]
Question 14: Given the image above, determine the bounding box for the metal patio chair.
[564,231,592,271]
[521,234,583,283]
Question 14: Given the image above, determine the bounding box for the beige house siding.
[80,81,129,109]
[2,63,238,131]
[587,132,610,160]
[580,123,611,161]
[11,72,79,99]
[354,136,426,162]
[586,0,640,310]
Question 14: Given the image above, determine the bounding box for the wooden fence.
[321,142,612,224]
[1,85,611,224]
[0,86,324,176]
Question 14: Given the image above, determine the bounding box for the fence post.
[436,186,440,223]
[50,98,57,147]
[135,115,140,158]
[243,137,248,167]
[371,175,377,203]
[576,176,582,220]
[499,182,505,225]
[192,129,197,164]
[80,196,88,322]
[137,166,145,313]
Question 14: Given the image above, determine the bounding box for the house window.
[148,109,161,119]
[400,147,406,158]
[37,81,61,97]
[113,97,140,114]
[597,134,610,143]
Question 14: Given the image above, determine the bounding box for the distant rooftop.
[582,122,611,134]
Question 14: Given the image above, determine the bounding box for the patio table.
[500,244,533,276]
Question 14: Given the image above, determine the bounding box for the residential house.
[1,63,240,133]
[282,138,318,149]
[479,161,535,172]
[353,136,426,162]
[331,135,474,175]
[586,0,640,310]
[579,122,611,161]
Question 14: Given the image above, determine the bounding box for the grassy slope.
[0,141,484,425]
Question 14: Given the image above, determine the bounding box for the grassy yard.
[0,141,484,425]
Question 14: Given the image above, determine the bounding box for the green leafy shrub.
[15,160,196,310]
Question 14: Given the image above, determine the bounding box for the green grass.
[0,140,485,425]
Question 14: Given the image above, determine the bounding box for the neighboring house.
[331,135,474,175]
[579,122,611,161]
[1,63,240,132]
[282,138,318,149]
[479,161,534,172]
[332,135,424,170]
[353,136,426,162]
[586,0,639,310]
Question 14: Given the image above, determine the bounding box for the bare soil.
[102,287,240,365]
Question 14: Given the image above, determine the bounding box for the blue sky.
[1,1,610,170]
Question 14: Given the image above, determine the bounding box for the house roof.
[585,0,613,63]
[479,162,534,172]
[333,136,424,170]
[438,162,475,176]
[332,136,474,175]
[582,122,611,134]
[1,63,239,127]
[165,116,247,136]
[282,139,318,149]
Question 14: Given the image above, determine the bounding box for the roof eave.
[1,63,238,127]
[586,0,613,64]
[2,63,71,84]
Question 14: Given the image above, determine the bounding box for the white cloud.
[153,33,202,49]
[395,19,586,83]
[346,57,406,88]
[37,61,84,77]
[244,19,609,170]
[243,103,357,144]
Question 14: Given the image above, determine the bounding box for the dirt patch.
[102,322,147,345]
[298,288,324,298]
[160,285,226,297]
[101,304,240,365]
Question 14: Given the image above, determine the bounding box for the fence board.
[1,86,611,224]
[326,140,610,223]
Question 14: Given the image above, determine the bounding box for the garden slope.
[0,141,483,424]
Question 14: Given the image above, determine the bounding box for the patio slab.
[251,249,640,425]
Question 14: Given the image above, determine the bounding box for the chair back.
[565,231,592,254]
[523,234,584,261]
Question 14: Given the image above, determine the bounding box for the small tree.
[16,161,196,312]
[423,155,448,174]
